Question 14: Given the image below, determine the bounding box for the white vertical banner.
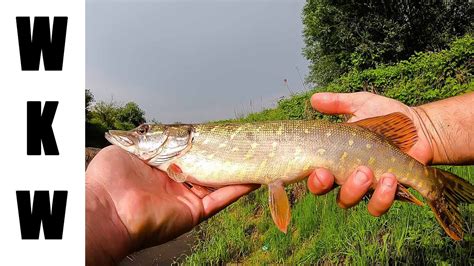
[0,0,85,265]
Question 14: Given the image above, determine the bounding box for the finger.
[367,173,397,217]
[310,92,369,115]
[202,184,260,218]
[307,168,335,195]
[337,166,374,209]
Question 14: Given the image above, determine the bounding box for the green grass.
[184,166,473,265]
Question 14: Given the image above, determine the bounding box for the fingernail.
[382,176,396,188]
[314,169,327,189]
[354,170,369,185]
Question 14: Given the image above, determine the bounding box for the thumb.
[311,92,369,115]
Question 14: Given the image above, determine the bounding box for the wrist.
[411,105,456,165]
[410,106,436,163]
[86,180,132,265]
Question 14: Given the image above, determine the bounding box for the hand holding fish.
[308,91,474,217]
[308,165,399,217]
[311,92,432,163]
[86,146,258,265]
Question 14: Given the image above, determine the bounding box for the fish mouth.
[105,130,136,147]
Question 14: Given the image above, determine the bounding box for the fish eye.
[136,124,149,135]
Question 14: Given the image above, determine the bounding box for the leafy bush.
[234,35,472,124]
[85,94,147,147]
[331,35,474,105]
[303,0,473,85]
[89,100,145,131]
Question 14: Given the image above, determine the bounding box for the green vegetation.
[226,35,474,123]
[303,0,473,85]
[183,36,474,264]
[86,89,146,147]
[185,167,473,264]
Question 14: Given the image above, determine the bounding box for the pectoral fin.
[396,183,424,206]
[268,180,291,233]
[166,163,188,182]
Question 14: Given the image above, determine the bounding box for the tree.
[85,90,148,147]
[116,102,146,127]
[302,0,474,85]
[89,100,146,131]
[85,89,94,121]
[90,101,119,129]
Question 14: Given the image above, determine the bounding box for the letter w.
[16,191,68,239]
[16,16,68,70]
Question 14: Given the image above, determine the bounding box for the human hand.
[306,92,434,216]
[86,145,258,264]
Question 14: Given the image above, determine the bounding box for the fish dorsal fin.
[350,112,418,153]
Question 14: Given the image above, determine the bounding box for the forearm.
[86,180,132,265]
[414,92,474,165]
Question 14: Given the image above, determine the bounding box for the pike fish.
[105,113,474,240]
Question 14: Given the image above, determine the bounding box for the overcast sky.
[86,0,309,123]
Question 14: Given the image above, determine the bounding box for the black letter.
[16,17,68,70]
[27,101,59,155]
[16,191,68,239]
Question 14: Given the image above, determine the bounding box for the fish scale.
[177,120,420,189]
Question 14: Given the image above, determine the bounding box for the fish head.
[105,124,169,161]
[105,123,194,164]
